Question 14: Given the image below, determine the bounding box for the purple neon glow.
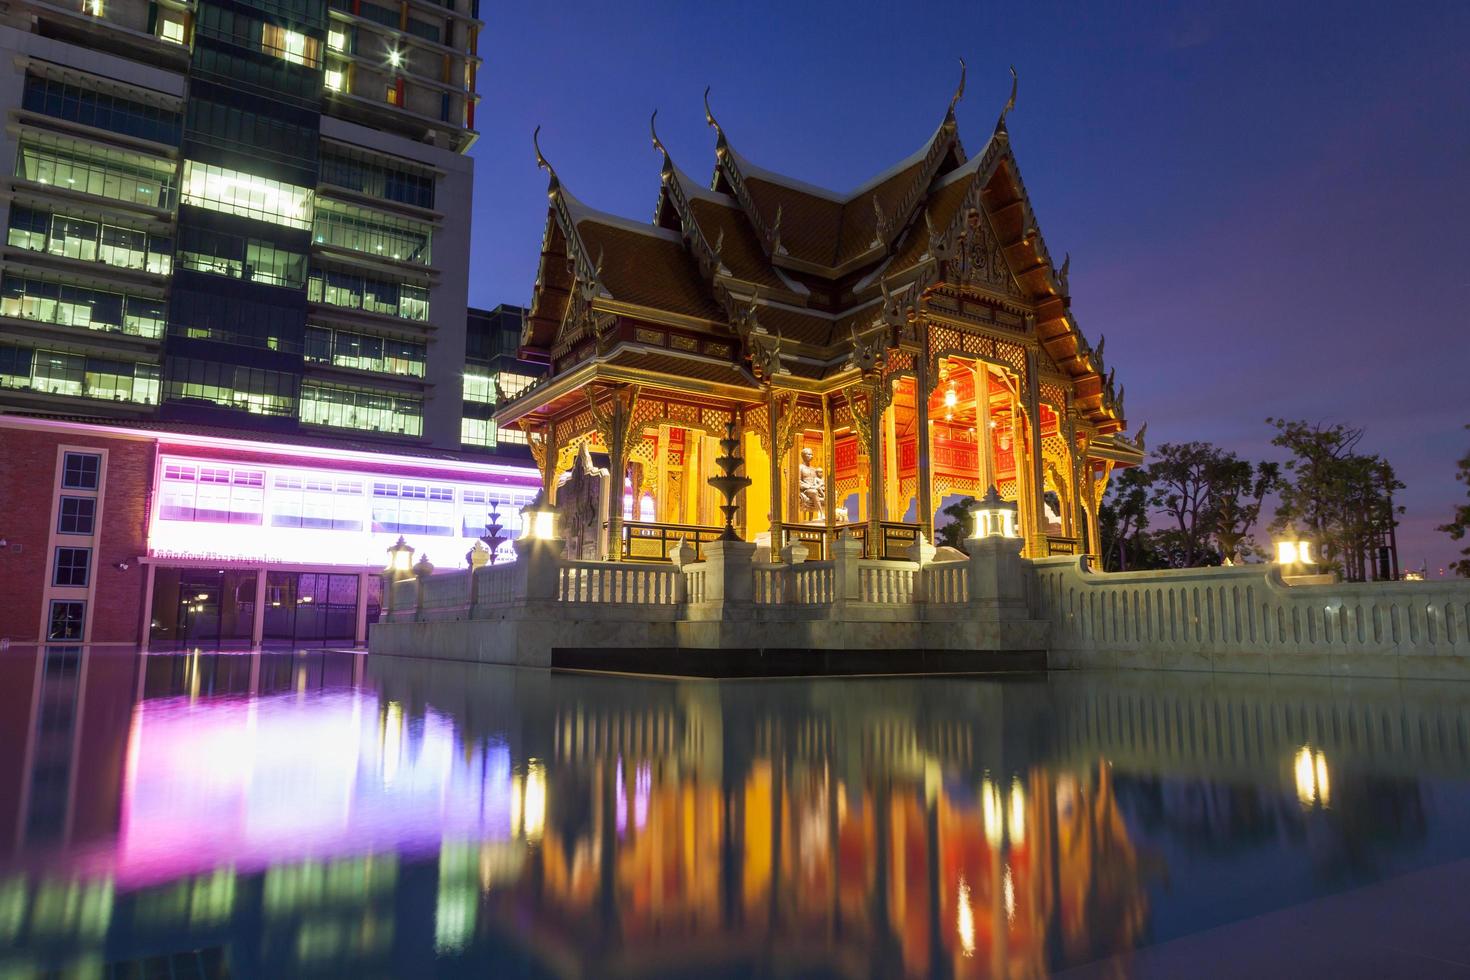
[115,691,513,888]
[148,453,541,568]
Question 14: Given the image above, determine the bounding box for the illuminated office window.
[305,325,425,377]
[181,161,313,230]
[300,383,422,436]
[261,24,321,67]
[0,274,166,339]
[313,202,431,264]
[159,16,186,43]
[325,69,345,93]
[16,136,177,209]
[307,270,428,322]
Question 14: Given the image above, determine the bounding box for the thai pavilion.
[495,67,1144,564]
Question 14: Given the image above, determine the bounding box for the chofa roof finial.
[995,65,1018,134]
[533,125,559,194]
[949,58,966,115]
[703,85,727,151]
[650,109,667,156]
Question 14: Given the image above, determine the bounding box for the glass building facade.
[0,0,489,452]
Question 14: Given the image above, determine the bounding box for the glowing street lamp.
[385,535,415,577]
[1275,525,1316,567]
[972,485,1019,540]
[520,500,556,541]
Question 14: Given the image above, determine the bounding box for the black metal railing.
[608,521,726,562]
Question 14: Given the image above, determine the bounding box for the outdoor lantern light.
[520,501,557,541]
[1275,525,1315,566]
[972,485,1020,539]
[385,535,414,575]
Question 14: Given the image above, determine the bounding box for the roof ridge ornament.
[532,125,559,194]
[703,86,727,154]
[650,109,667,157]
[949,58,967,116]
[995,65,1018,135]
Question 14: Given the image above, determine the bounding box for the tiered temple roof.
[512,65,1130,436]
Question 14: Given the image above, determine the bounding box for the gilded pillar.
[1024,350,1047,558]
[868,386,884,554]
[915,353,933,541]
[822,395,836,535]
[767,387,783,558]
[975,363,995,492]
[606,397,626,562]
[1010,396,1031,549]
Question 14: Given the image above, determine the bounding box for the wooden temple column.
[868,385,884,555]
[767,387,783,560]
[1064,405,1085,545]
[822,396,836,539]
[915,352,934,542]
[1024,350,1047,558]
[1010,396,1032,549]
[975,363,995,492]
[605,400,627,562]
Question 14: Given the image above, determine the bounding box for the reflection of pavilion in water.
[5,652,1470,977]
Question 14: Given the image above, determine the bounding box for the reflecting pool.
[4,649,1470,977]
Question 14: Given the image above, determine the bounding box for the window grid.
[1,273,167,339]
[300,382,423,435]
[0,348,159,404]
[57,496,97,534]
[164,357,297,417]
[62,452,101,490]
[22,74,182,145]
[307,269,428,321]
[16,137,177,209]
[313,202,431,264]
[181,161,313,231]
[9,205,172,275]
[319,150,435,209]
[48,601,85,641]
[305,325,426,377]
[52,547,91,587]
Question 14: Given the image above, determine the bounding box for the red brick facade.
[0,424,154,645]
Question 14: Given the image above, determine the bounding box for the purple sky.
[465,1,1470,575]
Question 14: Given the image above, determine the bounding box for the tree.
[934,497,975,552]
[1211,459,1281,564]
[1097,467,1154,571]
[1268,418,1404,581]
[1436,426,1470,577]
[1147,442,1232,568]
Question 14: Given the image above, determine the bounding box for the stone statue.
[798,447,825,518]
[559,443,608,560]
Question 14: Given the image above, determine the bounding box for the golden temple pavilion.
[496,66,1144,563]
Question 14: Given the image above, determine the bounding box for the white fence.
[559,561,680,605]
[1033,556,1470,665]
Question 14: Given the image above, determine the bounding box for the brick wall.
[0,425,155,644]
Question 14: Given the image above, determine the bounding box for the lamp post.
[520,499,557,542]
[381,536,415,616]
[971,485,1020,541]
[1274,525,1315,569]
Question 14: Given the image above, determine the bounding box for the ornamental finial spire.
[650,109,666,156]
[949,58,966,115]
[995,65,1018,134]
[703,85,727,151]
[532,125,559,194]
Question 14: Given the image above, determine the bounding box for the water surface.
[3,648,1470,977]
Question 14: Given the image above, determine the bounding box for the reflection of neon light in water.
[116,693,513,889]
[615,757,627,835]
[382,700,403,785]
[635,762,651,831]
[956,875,975,957]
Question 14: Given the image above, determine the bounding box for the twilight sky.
[465,0,1470,574]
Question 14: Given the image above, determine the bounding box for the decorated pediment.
[953,205,1022,298]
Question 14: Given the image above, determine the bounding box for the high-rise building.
[0,0,482,448]
[459,303,542,458]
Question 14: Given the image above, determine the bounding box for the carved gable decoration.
[954,207,1020,298]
